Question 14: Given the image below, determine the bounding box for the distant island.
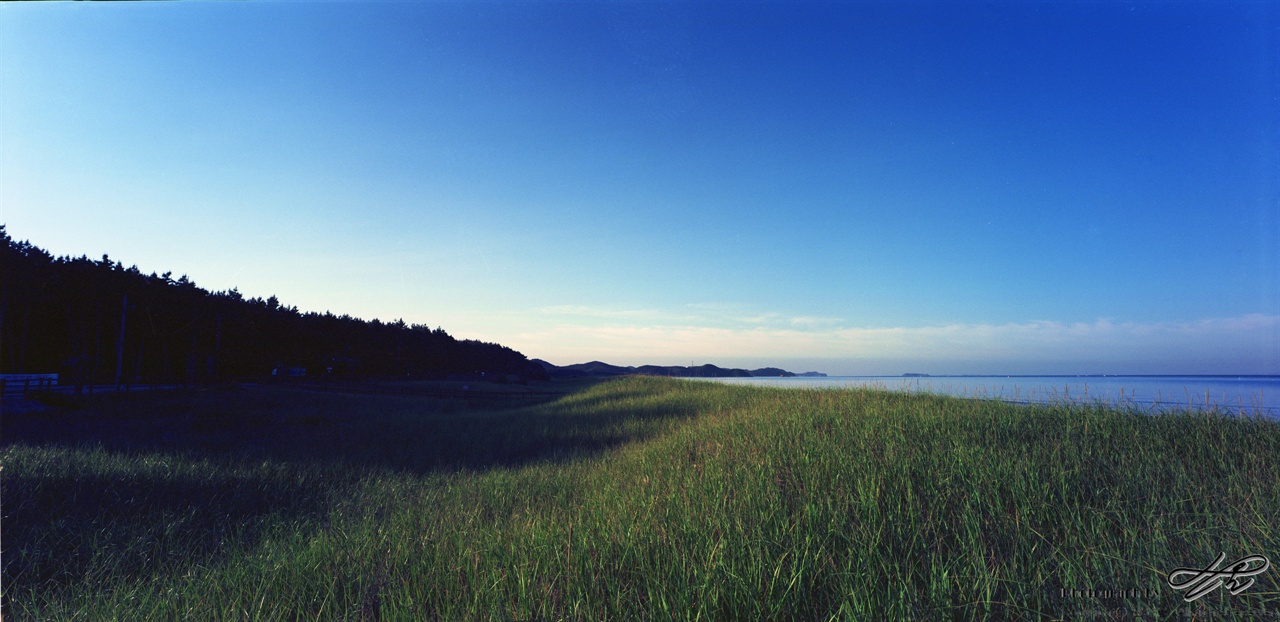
[533,360,827,379]
[902,373,931,377]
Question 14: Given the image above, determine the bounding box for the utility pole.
[114,294,128,386]
[213,312,222,379]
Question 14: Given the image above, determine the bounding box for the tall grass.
[4,377,1278,620]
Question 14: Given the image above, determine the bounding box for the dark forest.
[0,226,547,385]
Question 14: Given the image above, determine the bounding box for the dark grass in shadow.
[2,449,334,590]
[1,377,705,600]
[1,378,710,475]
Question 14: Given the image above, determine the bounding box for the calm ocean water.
[702,375,1280,418]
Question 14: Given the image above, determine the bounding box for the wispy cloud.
[537,304,844,330]
[787,315,845,328]
[537,305,671,320]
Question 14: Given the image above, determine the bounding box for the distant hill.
[532,360,825,379]
[748,367,794,377]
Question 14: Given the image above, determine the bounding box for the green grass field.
[4,377,1278,620]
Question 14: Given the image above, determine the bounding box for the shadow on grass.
[4,378,708,598]
[1,378,711,473]
[2,452,333,592]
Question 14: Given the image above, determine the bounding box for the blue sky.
[2,2,1277,375]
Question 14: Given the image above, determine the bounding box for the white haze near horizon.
[516,312,1280,377]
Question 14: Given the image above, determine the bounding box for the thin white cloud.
[537,304,845,330]
[536,305,668,319]
[788,315,845,328]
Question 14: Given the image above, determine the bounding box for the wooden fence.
[0,377,559,403]
[1,378,186,400]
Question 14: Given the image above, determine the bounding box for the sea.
[700,375,1280,419]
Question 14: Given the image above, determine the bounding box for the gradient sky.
[2,2,1277,375]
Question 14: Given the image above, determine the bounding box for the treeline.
[0,226,547,385]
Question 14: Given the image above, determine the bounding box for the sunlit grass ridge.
[4,377,1278,620]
